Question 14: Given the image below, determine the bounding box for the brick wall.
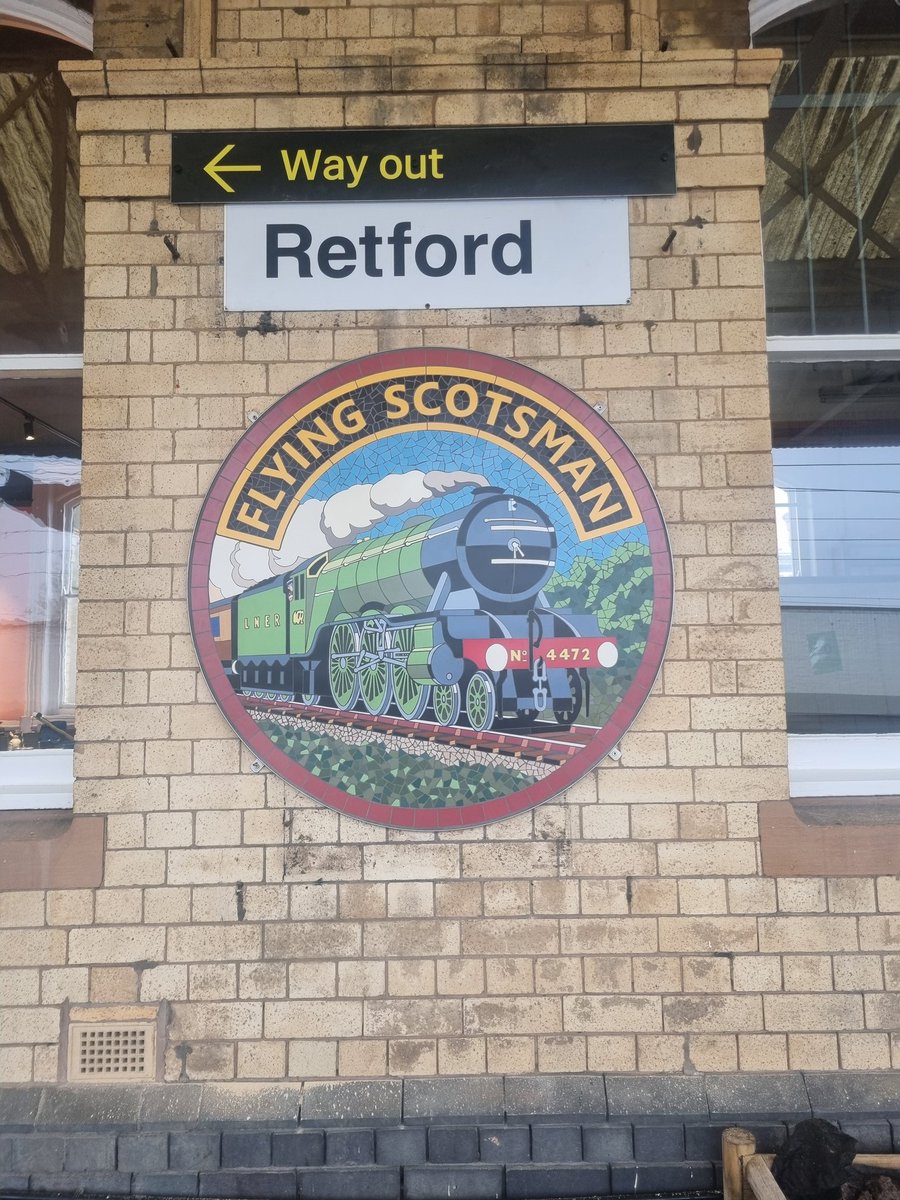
[87,0,749,59]
[2,29,898,1087]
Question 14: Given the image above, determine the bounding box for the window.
[757,0,899,797]
[0,20,87,807]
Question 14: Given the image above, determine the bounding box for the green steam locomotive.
[210,487,618,731]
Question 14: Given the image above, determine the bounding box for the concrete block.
[169,1132,221,1171]
[806,1073,900,1115]
[506,1164,611,1198]
[218,1131,271,1170]
[478,1125,531,1163]
[404,1165,503,1200]
[633,1124,685,1162]
[64,1134,117,1171]
[302,1081,401,1127]
[272,1131,326,1167]
[530,1124,583,1162]
[405,1078,504,1124]
[325,1128,375,1165]
[606,1075,707,1117]
[297,1166,402,1199]
[707,1072,810,1118]
[582,1125,634,1162]
[505,1076,607,1121]
[375,1127,426,1166]
[427,1125,479,1163]
[133,1171,199,1195]
[199,1169,297,1198]
[118,1134,169,1173]
[611,1162,716,1192]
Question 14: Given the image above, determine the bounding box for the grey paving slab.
[35,1084,144,1130]
[606,1075,707,1118]
[707,1072,810,1118]
[301,1081,402,1127]
[505,1075,607,1121]
[140,1084,203,1129]
[199,1084,302,1128]
[404,1078,504,1124]
[805,1072,900,1114]
[0,1086,43,1132]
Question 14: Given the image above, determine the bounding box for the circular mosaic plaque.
[189,348,673,828]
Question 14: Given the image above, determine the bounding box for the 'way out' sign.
[224,198,631,312]
[171,125,675,203]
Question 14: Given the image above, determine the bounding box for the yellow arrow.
[204,144,262,194]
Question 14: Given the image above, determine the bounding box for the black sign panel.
[170,124,675,204]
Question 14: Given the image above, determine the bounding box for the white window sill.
[788,733,900,798]
[0,747,74,810]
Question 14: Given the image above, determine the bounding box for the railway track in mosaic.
[239,694,596,766]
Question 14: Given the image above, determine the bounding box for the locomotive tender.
[212,487,618,731]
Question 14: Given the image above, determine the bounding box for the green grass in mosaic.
[257,719,530,808]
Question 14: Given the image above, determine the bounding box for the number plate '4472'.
[463,637,618,672]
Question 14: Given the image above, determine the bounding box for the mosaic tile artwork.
[188,349,673,829]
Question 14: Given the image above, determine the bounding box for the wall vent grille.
[67,1022,156,1080]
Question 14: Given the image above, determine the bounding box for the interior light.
[24,417,35,441]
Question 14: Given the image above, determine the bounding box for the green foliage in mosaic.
[257,719,529,808]
[545,542,656,727]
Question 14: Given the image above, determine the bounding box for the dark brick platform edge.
[0,1073,898,1200]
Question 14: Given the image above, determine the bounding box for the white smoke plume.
[208,469,487,600]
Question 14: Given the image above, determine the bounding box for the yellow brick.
[77,99,166,132]
[587,1034,637,1071]
[81,165,169,198]
[839,1032,891,1070]
[787,1033,839,1071]
[367,997,461,1036]
[678,154,766,189]
[739,1033,788,1071]
[465,995,560,1034]
[764,994,863,1032]
[165,98,255,129]
[439,1036,487,1075]
[388,1038,436,1076]
[69,926,165,965]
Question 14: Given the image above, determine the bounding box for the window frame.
[0,351,82,811]
[768,333,900,798]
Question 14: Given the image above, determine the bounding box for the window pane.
[0,62,85,353]
[0,377,80,748]
[771,359,900,733]
[758,0,900,335]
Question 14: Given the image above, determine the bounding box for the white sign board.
[224,198,630,312]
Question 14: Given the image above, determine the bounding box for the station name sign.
[224,197,631,311]
[171,124,675,205]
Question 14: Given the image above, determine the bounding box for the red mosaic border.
[188,348,674,829]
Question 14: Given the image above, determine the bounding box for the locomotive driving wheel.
[553,668,583,726]
[392,625,430,720]
[359,621,393,716]
[465,670,497,732]
[432,683,461,728]
[328,622,360,711]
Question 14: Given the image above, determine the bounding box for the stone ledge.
[61,49,780,99]
[1,1073,898,1133]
